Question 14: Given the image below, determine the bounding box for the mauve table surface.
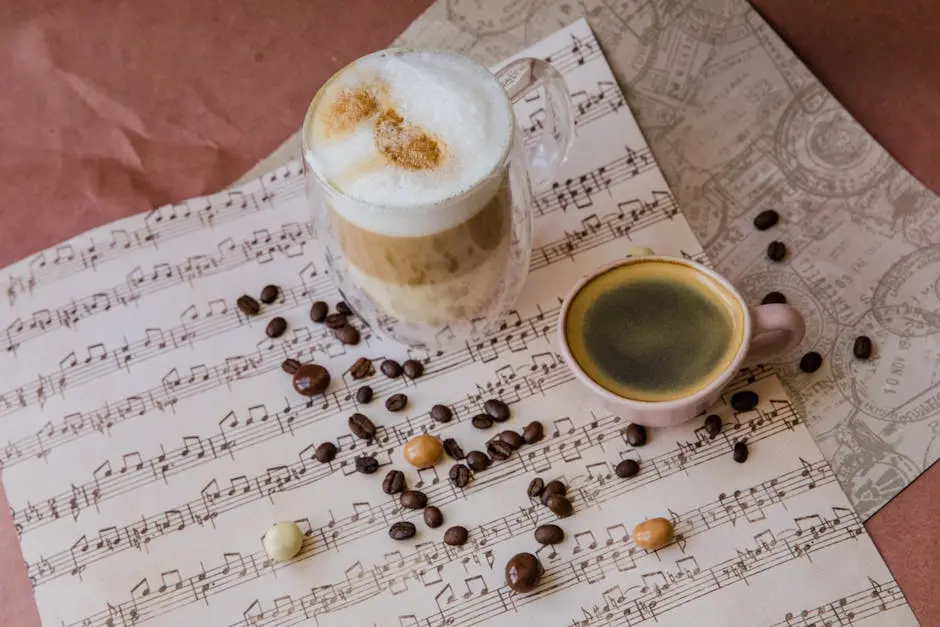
[0,1,937,625]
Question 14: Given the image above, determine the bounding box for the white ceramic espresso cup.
[557,254,805,428]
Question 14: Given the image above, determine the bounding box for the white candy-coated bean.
[263,521,305,561]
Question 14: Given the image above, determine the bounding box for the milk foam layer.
[305,50,515,237]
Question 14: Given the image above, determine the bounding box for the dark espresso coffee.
[564,260,745,402]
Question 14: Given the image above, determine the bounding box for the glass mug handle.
[495,58,575,190]
[744,304,806,366]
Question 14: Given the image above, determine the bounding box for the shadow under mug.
[557,255,806,428]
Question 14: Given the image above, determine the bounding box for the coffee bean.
[466,451,491,472]
[471,414,493,430]
[486,439,512,461]
[527,477,544,498]
[753,209,780,231]
[293,364,330,396]
[265,317,288,338]
[761,291,787,305]
[704,414,723,437]
[382,470,406,495]
[483,399,510,422]
[281,358,301,375]
[402,359,424,379]
[534,524,564,545]
[389,521,416,540]
[730,390,759,412]
[430,404,453,423]
[424,506,444,528]
[767,240,787,262]
[310,301,328,322]
[336,301,352,315]
[314,442,337,463]
[540,480,566,505]
[853,335,873,359]
[522,421,544,444]
[615,459,640,478]
[355,455,379,474]
[400,490,427,510]
[380,359,403,378]
[443,438,465,460]
[799,351,823,373]
[356,385,373,404]
[505,553,542,593]
[236,295,261,316]
[545,494,574,518]
[350,357,373,380]
[333,324,360,345]
[498,430,525,450]
[325,313,347,329]
[385,393,408,412]
[625,423,647,447]
[733,441,749,463]
[449,463,471,488]
[444,526,468,546]
[259,284,280,304]
[348,413,376,440]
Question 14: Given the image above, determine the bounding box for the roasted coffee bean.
[382,470,406,495]
[350,357,373,380]
[625,423,647,447]
[443,438,465,460]
[483,399,510,422]
[733,441,749,463]
[522,421,544,444]
[704,414,723,437]
[400,490,428,510]
[799,351,823,373]
[336,301,352,315]
[265,317,288,338]
[753,209,780,231]
[761,291,787,305]
[527,477,544,498]
[730,390,759,412]
[403,434,443,468]
[487,439,512,461]
[356,385,374,404]
[545,494,574,518]
[540,480,566,505]
[853,335,873,359]
[259,284,280,304]
[402,359,424,379]
[498,430,525,450]
[767,240,787,262]
[388,521,416,540]
[471,414,493,430]
[615,459,640,478]
[355,455,379,474]
[314,442,337,463]
[444,525,468,546]
[348,413,376,440]
[534,524,564,545]
[633,517,673,550]
[293,364,330,396]
[281,358,301,375]
[449,463,471,488]
[380,359,403,378]
[333,324,360,345]
[430,404,453,423]
[505,553,543,593]
[237,295,261,316]
[466,451,491,472]
[309,301,328,322]
[385,393,408,412]
[424,506,444,528]
[325,313,347,329]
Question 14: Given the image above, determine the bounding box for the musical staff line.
[766,578,908,626]
[522,80,627,144]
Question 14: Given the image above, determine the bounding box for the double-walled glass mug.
[302,48,574,348]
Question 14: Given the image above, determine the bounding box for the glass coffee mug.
[302,49,574,348]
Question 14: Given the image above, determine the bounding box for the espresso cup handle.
[494,58,575,191]
[745,304,806,366]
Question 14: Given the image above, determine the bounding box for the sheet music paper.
[0,20,916,626]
